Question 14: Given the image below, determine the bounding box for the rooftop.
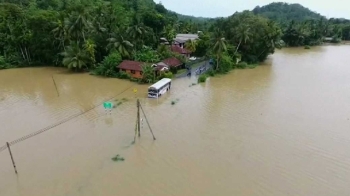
[176,34,199,40]
[162,57,182,67]
[170,45,190,54]
[149,78,172,90]
[118,60,144,71]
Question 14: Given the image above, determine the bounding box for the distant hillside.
[252,2,325,24]
[175,13,212,22]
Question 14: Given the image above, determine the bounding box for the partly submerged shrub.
[198,74,208,83]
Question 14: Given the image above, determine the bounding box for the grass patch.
[198,74,208,83]
[112,154,125,162]
[247,64,258,69]
[176,69,187,75]
[235,61,258,69]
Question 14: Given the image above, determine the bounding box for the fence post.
[6,142,17,174]
[137,99,141,137]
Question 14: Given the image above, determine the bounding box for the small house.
[118,60,145,79]
[170,45,191,58]
[173,34,199,47]
[161,57,183,68]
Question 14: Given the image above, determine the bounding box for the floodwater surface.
[1,45,350,196]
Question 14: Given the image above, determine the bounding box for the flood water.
[1,45,350,196]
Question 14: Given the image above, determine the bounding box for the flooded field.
[1,45,350,196]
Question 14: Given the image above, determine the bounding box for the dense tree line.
[1,0,350,81]
[0,0,281,78]
[253,2,350,46]
[0,0,201,68]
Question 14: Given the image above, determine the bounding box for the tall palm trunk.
[235,39,242,54]
[216,54,219,70]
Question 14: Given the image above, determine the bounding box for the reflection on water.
[1,45,350,196]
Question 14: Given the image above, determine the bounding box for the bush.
[0,56,16,69]
[117,71,131,79]
[198,74,208,83]
[129,77,139,83]
[216,53,234,73]
[134,46,160,63]
[304,45,311,49]
[331,37,341,43]
[140,64,156,83]
[236,61,248,69]
[246,64,258,69]
[92,52,122,77]
[169,66,178,74]
[158,71,173,80]
[206,68,216,76]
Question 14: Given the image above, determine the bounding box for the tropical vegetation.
[1,0,350,80]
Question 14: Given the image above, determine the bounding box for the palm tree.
[52,14,68,51]
[211,29,227,70]
[107,32,134,58]
[127,24,147,49]
[83,39,96,66]
[234,25,251,54]
[62,42,89,70]
[64,5,91,42]
[162,25,175,45]
[185,39,197,53]
[157,44,172,59]
[141,64,155,83]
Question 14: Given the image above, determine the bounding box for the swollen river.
[1,45,350,196]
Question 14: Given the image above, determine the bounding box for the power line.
[1,85,135,151]
[0,144,7,153]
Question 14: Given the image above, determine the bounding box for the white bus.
[148,78,172,98]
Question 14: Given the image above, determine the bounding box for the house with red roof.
[161,57,183,68]
[118,60,171,79]
[170,45,191,58]
[118,60,145,79]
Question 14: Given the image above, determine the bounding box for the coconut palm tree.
[64,5,91,42]
[141,64,155,83]
[83,39,96,66]
[52,13,68,51]
[107,32,134,58]
[185,39,197,53]
[162,25,176,45]
[211,29,227,70]
[127,24,147,49]
[62,42,90,70]
[234,25,251,54]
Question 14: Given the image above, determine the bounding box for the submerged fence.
[0,144,6,153]
[0,85,135,168]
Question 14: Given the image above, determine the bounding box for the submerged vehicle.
[148,78,172,98]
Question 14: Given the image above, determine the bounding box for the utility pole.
[6,142,17,174]
[133,99,156,143]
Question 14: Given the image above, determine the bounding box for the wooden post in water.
[6,142,17,174]
[137,99,141,137]
[52,75,59,97]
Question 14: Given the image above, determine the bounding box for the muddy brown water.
[1,45,350,196]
